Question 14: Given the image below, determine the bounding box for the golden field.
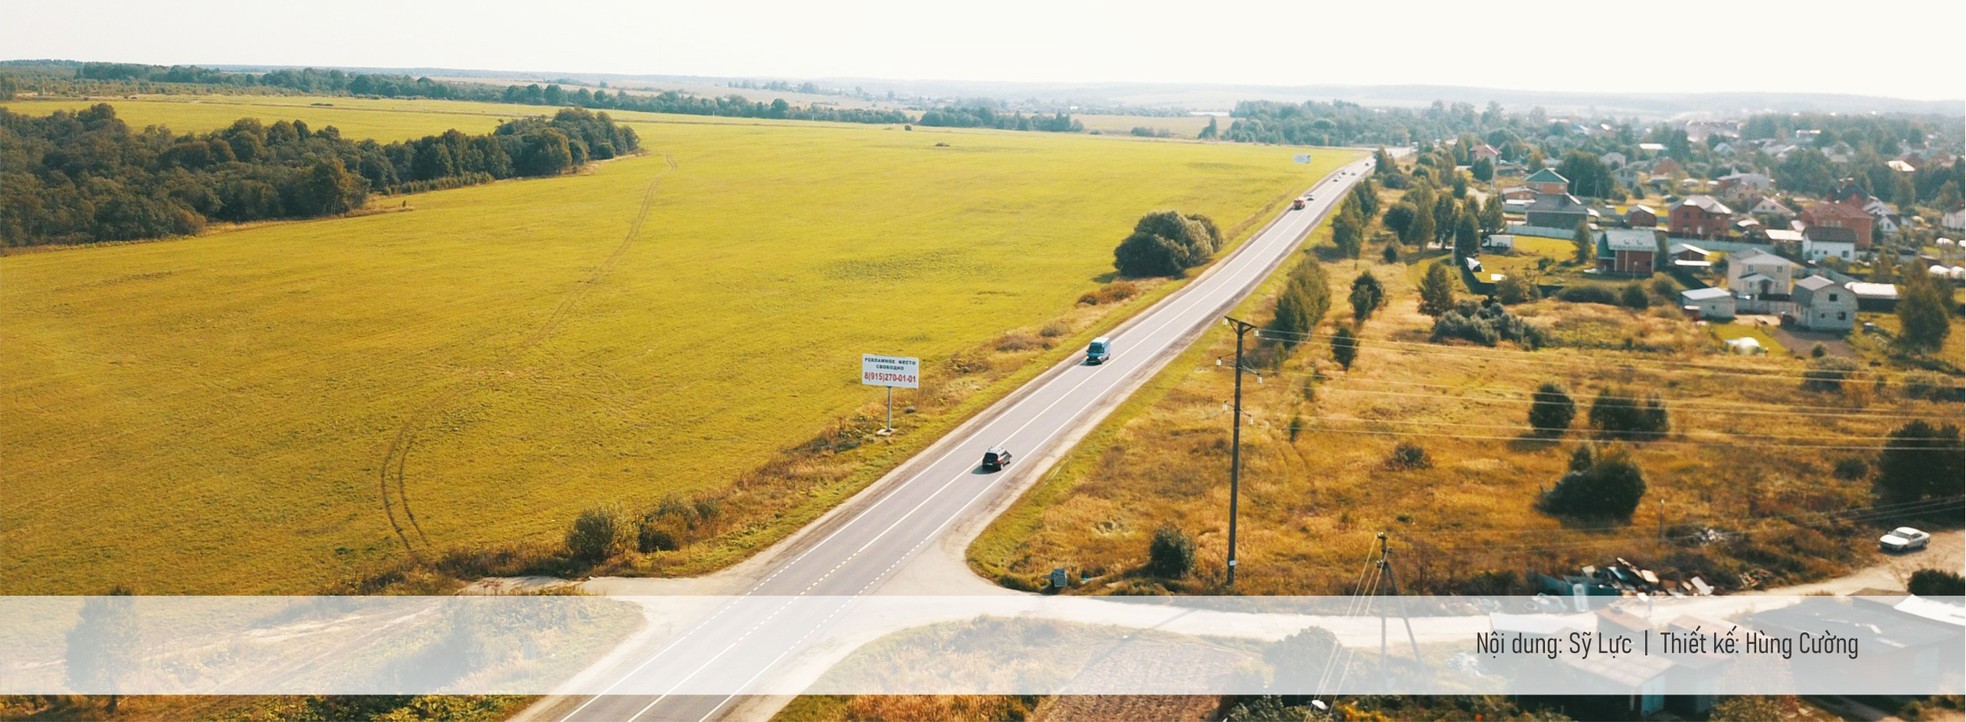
[0,98,1355,594]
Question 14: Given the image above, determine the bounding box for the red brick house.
[1626,204,1658,228]
[1597,229,1659,276]
[1801,201,1874,249]
[1524,168,1570,196]
[1668,195,1733,239]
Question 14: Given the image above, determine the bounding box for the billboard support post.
[861,353,920,437]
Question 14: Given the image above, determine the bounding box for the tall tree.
[1333,208,1364,264]
[67,587,140,715]
[1572,221,1595,264]
[1349,271,1385,323]
[1896,276,1953,354]
[1417,262,1455,317]
[1480,194,1506,235]
[1331,324,1360,371]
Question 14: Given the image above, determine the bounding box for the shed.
[1680,287,1734,319]
[1845,282,1899,311]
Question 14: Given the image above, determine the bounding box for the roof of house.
[1796,275,1838,292]
[1803,200,1870,221]
[1732,248,1798,267]
[1752,198,1795,215]
[1671,242,1708,255]
[1638,142,1666,151]
[1527,193,1588,212]
[1670,195,1733,215]
[1805,225,1860,243]
[1846,282,1900,299]
[1524,168,1569,185]
[1738,273,1774,285]
[1683,287,1731,301]
[1628,204,1656,216]
[1763,229,1805,242]
[1599,228,1657,251]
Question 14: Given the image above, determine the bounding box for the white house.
[1727,248,1797,296]
[1946,206,1966,233]
[1680,287,1735,320]
[1802,226,1858,262]
[1793,275,1856,332]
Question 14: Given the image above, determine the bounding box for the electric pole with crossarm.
[1221,316,1260,588]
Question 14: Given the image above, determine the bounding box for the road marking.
[574,162,1366,721]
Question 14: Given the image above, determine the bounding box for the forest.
[0,104,640,246]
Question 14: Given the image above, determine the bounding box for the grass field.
[0,98,1355,594]
[970,185,1964,597]
[1076,114,1218,138]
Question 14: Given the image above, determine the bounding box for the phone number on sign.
[864,372,917,383]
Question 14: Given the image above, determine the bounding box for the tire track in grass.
[375,156,672,556]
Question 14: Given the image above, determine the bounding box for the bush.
[1588,387,1669,440]
[1113,210,1219,278]
[566,504,630,562]
[1801,356,1861,393]
[1038,320,1070,338]
[1384,441,1431,470]
[1147,524,1196,579]
[1875,420,1966,506]
[995,331,1044,352]
[1349,272,1385,323]
[1904,370,1956,401]
[1908,569,1965,596]
[1556,284,1619,305]
[1541,444,1647,519]
[1331,324,1360,371]
[1266,257,1331,351]
[1495,273,1538,304]
[1832,456,1870,481]
[1528,382,1576,435]
[1431,299,1543,348]
[1619,283,1649,309]
[1077,280,1140,306]
[1649,277,1676,300]
[1810,343,1827,358]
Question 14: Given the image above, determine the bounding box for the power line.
[1311,414,1942,444]
[1283,422,1963,451]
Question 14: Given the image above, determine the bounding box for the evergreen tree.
[1417,262,1455,317]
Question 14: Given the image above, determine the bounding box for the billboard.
[861,354,920,389]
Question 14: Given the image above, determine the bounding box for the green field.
[0,100,1353,594]
[1076,114,1218,138]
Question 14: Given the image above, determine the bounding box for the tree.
[1113,210,1216,277]
[67,587,140,715]
[1113,231,1186,277]
[1541,444,1646,519]
[1453,211,1479,258]
[1417,262,1455,317]
[1496,273,1538,304]
[1267,257,1331,349]
[566,504,630,562]
[1409,203,1437,249]
[1896,275,1952,354]
[1382,203,1417,242]
[1471,156,1494,181]
[291,157,366,217]
[1381,242,1399,264]
[1348,271,1385,323]
[1619,283,1649,309]
[1528,382,1576,435]
[1198,116,1218,140]
[515,128,575,176]
[1333,208,1364,263]
[1479,194,1505,235]
[1874,420,1964,507]
[1331,324,1359,371]
[1589,387,1669,440]
[1147,524,1196,578]
[1572,220,1594,264]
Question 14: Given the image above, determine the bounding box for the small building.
[1652,157,1682,176]
[1802,225,1858,262]
[1499,185,1536,202]
[1471,143,1501,162]
[1626,204,1658,228]
[1794,275,1857,332]
[1524,168,1571,196]
[1680,286,1735,319]
[1526,193,1595,229]
[1727,248,1797,296]
[1846,281,1900,311]
[1943,205,1965,233]
[1749,197,1796,224]
[1464,255,1484,273]
[1596,228,1658,276]
[1670,242,1712,269]
[1668,195,1734,239]
[1601,151,1627,168]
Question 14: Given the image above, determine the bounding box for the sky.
[6,0,1964,102]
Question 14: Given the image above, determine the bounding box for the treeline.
[1220,99,1473,147]
[0,104,639,246]
[916,106,1082,132]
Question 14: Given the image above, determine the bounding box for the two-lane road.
[533,154,1377,722]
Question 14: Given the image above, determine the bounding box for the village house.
[1792,275,1857,332]
[1800,200,1874,249]
[1727,248,1797,297]
[1802,225,1858,262]
[1846,281,1900,311]
[1670,242,1712,269]
[1944,204,1965,233]
[1625,204,1658,228]
[1652,157,1682,176]
[1524,168,1570,196]
[1668,195,1733,239]
[1715,172,1773,204]
[1596,228,1658,276]
[1600,151,1626,168]
[1471,143,1501,162]
[1748,197,1796,225]
[1526,193,1595,229]
[1499,185,1536,202]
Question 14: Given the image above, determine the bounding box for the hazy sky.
[7,0,1964,101]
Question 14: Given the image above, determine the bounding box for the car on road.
[1291,198,1306,210]
[980,447,1013,472]
[1879,527,1931,552]
[1085,337,1112,365]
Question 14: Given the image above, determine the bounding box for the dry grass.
[971,190,1964,596]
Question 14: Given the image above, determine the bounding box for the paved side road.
[514,157,1378,722]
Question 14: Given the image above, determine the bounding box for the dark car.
[1085,337,1112,365]
[980,446,1013,472]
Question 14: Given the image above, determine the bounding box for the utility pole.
[1376,531,1423,686]
[1222,316,1260,588]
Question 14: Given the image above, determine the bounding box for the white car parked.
[1879,527,1931,552]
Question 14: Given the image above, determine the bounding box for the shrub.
[1266,257,1331,351]
[1568,444,1594,472]
[1528,382,1576,435]
[1649,277,1676,300]
[1875,420,1966,506]
[1904,370,1956,401]
[1832,456,1870,481]
[1349,272,1385,323]
[1037,321,1070,338]
[1556,284,1618,305]
[1619,283,1649,309]
[1384,441,1431,470]
[1588,387,1669,440]
[995,331,1044,352]
[1078,280,1140,306]
[1381,242,1399,264]
[1541,444,1647,519]
[1147,524,1196,578]
[1908,569,1966,596]
[1113,210,1219,277]
[1431,299,1543,348]
[1810,343,1827,358]
[1801,356,1861,393]
[1331,324,1360,371]
[1496,273,1538,304]
[566,504,630,562]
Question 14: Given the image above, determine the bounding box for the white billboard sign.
[861,354,920,389]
